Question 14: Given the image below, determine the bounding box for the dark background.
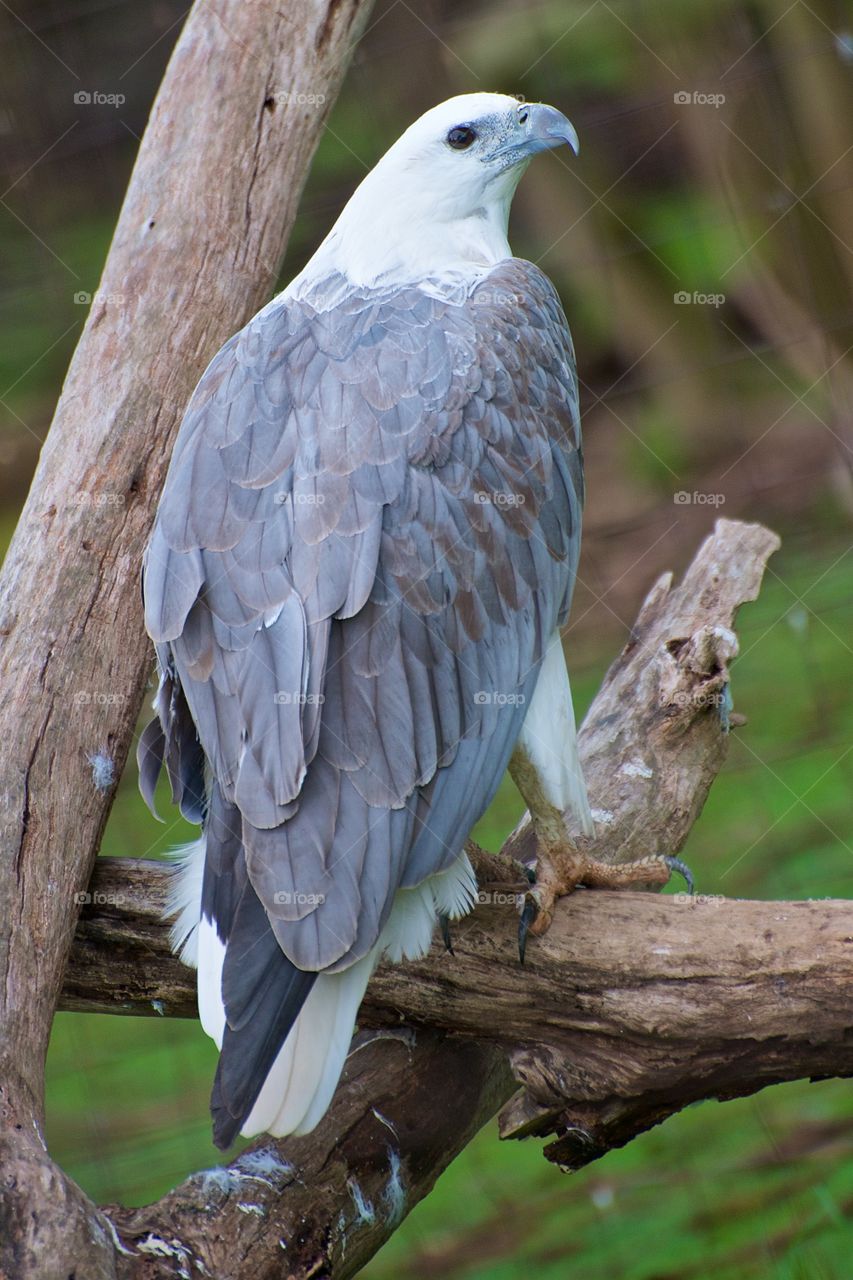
[1,1,852,1276]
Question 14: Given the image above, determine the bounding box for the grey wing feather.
[140,258,583,974]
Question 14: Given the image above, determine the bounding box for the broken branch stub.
[506,518,781,871]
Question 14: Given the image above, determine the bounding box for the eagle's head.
[391,92,579,190]
[301,93,579,290]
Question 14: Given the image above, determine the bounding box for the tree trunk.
[0,2,374,1275]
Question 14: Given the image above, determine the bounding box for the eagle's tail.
[242,949,379,1138]
[168,835,476,1145]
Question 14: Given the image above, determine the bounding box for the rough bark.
[93,886,853,1277]
[0,2,374,1276]
[108,1034,515,1280]
[66,859,853,1153]
[46,519,845,1280]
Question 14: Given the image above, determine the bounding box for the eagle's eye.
[446,125,477,150]
[517,107,529,124]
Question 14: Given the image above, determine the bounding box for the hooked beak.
[488,102,580,165]
[522,102,580,157]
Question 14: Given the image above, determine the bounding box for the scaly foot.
[518,841,694,963]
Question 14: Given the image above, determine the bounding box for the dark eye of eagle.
[446,125,477,150]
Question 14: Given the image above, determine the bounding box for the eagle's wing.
[140,257,583,1138]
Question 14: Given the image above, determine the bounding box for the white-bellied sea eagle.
[139,93,684,1148]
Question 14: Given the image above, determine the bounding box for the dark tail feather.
[211,962,316,1149]
[210,878,316,1149]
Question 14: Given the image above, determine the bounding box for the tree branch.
[67,857,853,1155]
[0,2,374,1275]
[52,519,846,1280]
[97,887,853,1278]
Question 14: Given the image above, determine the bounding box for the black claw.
[518,895,538,966]
[439,913,454,955]
[664,855,695,896]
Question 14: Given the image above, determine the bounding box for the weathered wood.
[508,518,780,870]
[108,1033,516,1280]
[0,2,374,1276]
[67,856,853,1149]
[99,887,853,1277]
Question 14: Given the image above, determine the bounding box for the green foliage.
[367,1078,853,1280]
[0,214,116,410]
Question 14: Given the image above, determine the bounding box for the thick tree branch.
[52,519,846,1280]
[95,888,853,1278]
[66,858,853,1152]
[0,2,374,1275]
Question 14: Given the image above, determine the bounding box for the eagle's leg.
[509,632,693,957]
[509,742,693,955]
[508,741,590,944]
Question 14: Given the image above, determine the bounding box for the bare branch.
[97,887,853,1277]
[67,857,853,1151]
[110,1034,516,1280]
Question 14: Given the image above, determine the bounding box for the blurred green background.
[2,0,852,1276]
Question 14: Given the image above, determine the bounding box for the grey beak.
[524,103,580,157]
